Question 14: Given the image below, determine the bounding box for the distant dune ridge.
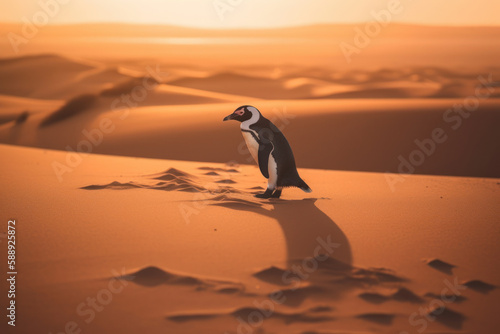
[40,93,98,127]
[0,52,499,177]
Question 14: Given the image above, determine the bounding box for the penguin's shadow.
[209,197,352,267]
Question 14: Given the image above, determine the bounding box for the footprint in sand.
[198,166,239,173]
[426,258,456,275]
[215,179,237,184]
[427,307,466,330]
[119,266,204,287]
[268,285,326,307]
[119,266,243,292]
[356,313,395,326]
[81,181,143,190]
[424,292,467,303]
[81,167,244,194]
[359,287,423,305]
[166,306,333,324]
[248,186,264,190]
[462,280,496,294]
[252,260,411,307]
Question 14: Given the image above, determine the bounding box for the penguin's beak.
[223,113,235,121]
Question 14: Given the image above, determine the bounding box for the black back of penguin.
[249,115,307,189]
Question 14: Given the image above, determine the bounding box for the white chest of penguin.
[241,130,259,163]
[240,129,278,187]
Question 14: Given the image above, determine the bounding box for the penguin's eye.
[235,109,244,116]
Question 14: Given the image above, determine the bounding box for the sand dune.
[0,93,62,124]
[153,83,261,103]
[1,144,498,333]
[1,98,498,178]
[165,67,500,100]
[2,54,499,104]
[0,52,498,178]
[169,72,316,99]
[0,54,96,98]
[0,54,144,100]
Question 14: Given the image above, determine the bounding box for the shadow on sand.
[210,197,352,268]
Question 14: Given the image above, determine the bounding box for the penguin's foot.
[255,188,274,199]
[270,189,282,198]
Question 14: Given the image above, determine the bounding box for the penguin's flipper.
[257,143,272,179]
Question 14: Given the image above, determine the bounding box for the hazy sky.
[1,0,499,28]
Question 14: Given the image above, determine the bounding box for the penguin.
[223,105,311,199]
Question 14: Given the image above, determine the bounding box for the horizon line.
[1,20,500,30]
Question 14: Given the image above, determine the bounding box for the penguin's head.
[223,105,258,123]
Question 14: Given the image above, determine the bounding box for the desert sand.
[1,144,499,333]
[0,23,499,333]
